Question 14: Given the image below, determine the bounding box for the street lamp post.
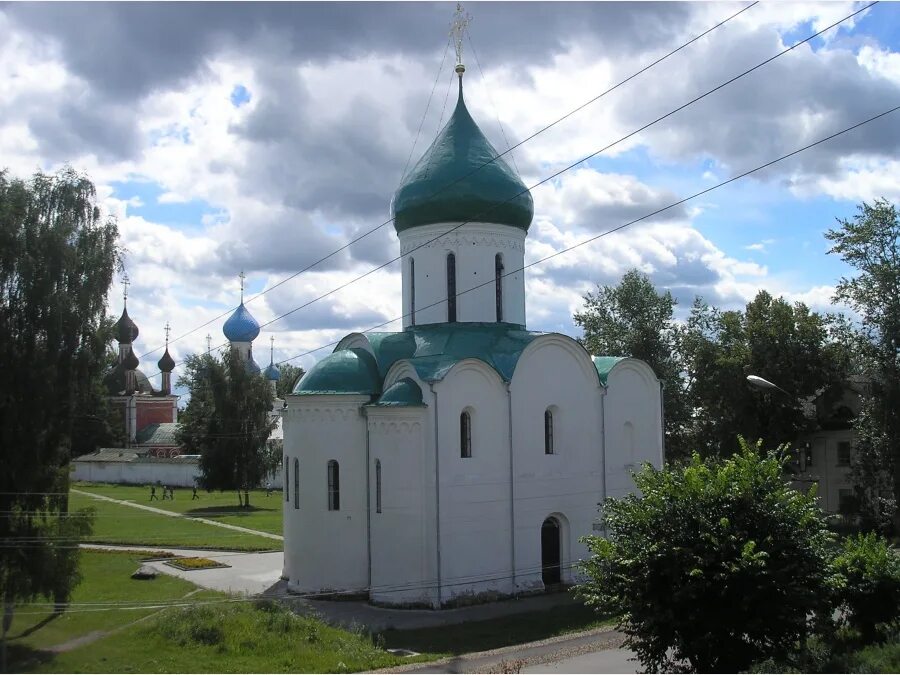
[746,374,813,476]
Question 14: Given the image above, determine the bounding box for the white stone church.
[282,54,663,608]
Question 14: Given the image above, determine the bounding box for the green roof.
[294,348,381,395]
[391,79,534,233]
[592,356,625,386]
[135,423,179,446]
[372,377,425,407]
[298,325,629,398]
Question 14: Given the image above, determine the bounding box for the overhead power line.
[149,0,860,379]
[136,1,758,360]
[274,102,899,366]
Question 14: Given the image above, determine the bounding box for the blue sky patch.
[230,84,251,107]
[110,179,222,230]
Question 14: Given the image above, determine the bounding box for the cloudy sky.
[3,1,899,387]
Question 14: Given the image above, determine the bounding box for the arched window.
[375,459,382,514]
[447,252,457,322]
[544,409,554,455]
[409,257,416,326]
[293,458,300,509]
[495,253,504,322]
[460,411,472,458]
[284,455,289,503]
[327,460,340,511]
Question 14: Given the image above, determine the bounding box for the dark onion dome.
[391,79,534,233]
[103,364,155,395]
[223,302,260,343]
[114,305,139,343]
[264,361,281,381]
[123,346,140,370]
[157,347,176,373]
[246,357,261,375]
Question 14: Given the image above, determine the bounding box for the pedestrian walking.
[265,481,272,497]
[149,485,158,501]
[192,487,199,500]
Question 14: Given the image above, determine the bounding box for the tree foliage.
[0,168,116,667]
[574,270,690,459]
[825,199,900,529]
[682,291,846,457]
[275,363,305,399]
[578,439,835,673]
[177,349,276,506]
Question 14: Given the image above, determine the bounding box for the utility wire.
[274,101,899,366]
[151,0,844,379]
[135,1,758,361]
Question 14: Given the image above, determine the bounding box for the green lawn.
[381,598,613,656]
[8,550,217,671]
[70,489,279,551]
[74,483,283,536]
[10,551,424,673]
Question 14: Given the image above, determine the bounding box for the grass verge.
[70,489,279,551]
[381,598,614,657]
[74,483,283,536]
[34,601,428,673]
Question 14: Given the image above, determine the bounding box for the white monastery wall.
[433,360,515,603]
[602,359,664,500]
[71,460,200,487]
[399,223,526,327]
[282,394,370,594]
[510,336,605,589]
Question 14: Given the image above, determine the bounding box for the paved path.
[298,590,583,632]
[82,543,285,595]
[72,488,283,541]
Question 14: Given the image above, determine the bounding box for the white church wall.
[434,359,515,603]
[367,406,436,607]
[282,394,370,595]
[399,223,526,328]
[510,335,605,590]
[602,359,664,501]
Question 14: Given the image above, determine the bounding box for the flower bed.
[164,557,230,571]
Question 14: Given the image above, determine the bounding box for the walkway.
[82,544,285,596]
[72,488,283,541]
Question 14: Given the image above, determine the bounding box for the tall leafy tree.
[0,168,117,669]
[682,291,845,457]
[826,199,900,529]
[574,270,691,460]
[275,363,305,399]
[177,349,276,507]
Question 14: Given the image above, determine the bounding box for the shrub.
[157,606,226,647]
[832,532,900,642]
[578,438,835,673]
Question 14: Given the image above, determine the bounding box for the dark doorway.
[541,517,561,586]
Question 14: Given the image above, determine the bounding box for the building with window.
[281,56,663,608]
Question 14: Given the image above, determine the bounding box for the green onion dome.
[391,78,533,233]
[293,348,381,395]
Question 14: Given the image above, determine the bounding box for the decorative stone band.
[399,222,526,255]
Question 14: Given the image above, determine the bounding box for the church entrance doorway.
[541,517,561,586]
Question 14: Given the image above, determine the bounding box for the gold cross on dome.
[239,270,246,302]
[122,273,130,301]
[164,321,171,344]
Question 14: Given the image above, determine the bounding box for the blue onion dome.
[264,362,281,381]
[123,346,140,370]
[115,305,139,343]
[157,347,176,373]
[391,78,534,233]
[223,302,260,343]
